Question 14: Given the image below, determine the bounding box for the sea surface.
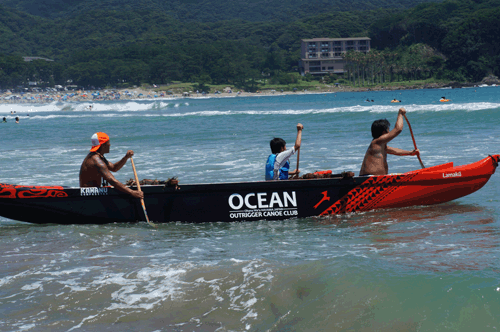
[1,87,499,331]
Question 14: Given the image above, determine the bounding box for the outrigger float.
[0,155,498,224]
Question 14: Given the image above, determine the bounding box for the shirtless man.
[79,132,143,199]
[359,108,419,176]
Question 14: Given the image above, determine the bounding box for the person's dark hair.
[270,137,286,154]
[371,119,390,139]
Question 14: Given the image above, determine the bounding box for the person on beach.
[359,108,419,176]
[265,123,303,180]
[79,132,143,199]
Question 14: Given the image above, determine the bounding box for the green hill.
[0,0,440,21]
[1,0,500,88]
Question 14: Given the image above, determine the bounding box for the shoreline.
[0,81,495,105]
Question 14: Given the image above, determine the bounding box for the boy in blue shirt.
[265,123,303,180]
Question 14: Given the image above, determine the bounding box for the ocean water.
[1,87,499,331]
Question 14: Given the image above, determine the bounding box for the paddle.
[130,157,157,228]
[294,149,300,178]
[403,114,425,169]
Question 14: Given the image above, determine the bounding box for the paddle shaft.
[296,149,300,176]
[290,149,300,179]
[403,114,425,169]
[130,157,156,228]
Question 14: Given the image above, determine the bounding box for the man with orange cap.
[79,132,144,199]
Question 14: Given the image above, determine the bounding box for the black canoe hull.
[0,155,498,224]
[0,176,360,224]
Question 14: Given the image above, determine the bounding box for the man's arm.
[387,146,419,156]
[108,150,134,172]
[275,147,296,170]
[374,108,405,145]
[294,123,304,151]
[95,156,144,199]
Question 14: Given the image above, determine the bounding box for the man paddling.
[79,132,143,199]
[265,123,303,180]
[359,108,419,176]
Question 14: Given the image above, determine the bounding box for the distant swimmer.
[391,98,401,103]
[15,117,19,124]
[359,108,419,176]
[440,96,450,102]
[79,132,144,199]
[2,117,6,123]
[89,105,93,110]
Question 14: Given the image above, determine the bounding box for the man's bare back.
[359,141,389,176]
[79,152,112,187]
[359,108,419,176]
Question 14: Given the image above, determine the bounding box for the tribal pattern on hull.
[0,184,68,199]
[319,173,418,215]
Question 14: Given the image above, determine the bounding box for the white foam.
[3,99,500,121]
[21,282,43,291]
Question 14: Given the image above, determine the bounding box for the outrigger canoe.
[0,155,498,224]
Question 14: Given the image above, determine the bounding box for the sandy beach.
[0,80,487,105]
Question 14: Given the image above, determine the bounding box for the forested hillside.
[369,0,500,81]
[0,6,390,57]
[0,0,440,21]
[1,0,500,89]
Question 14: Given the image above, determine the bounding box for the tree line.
[1,0,500,89]
[0,0,437,22]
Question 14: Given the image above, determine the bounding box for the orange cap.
[90,132,109,152]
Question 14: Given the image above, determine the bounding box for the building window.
[359,40,367,45]
[328,66,334,70]
[308,54,317,58]
[321,42,329,47]
[321,53,330,58]
[334,52,342,57]
[309,66,321,72]
[309,61,321,66]
[334,47,342,52]
[321,48,329,52]
[346,41,354,46]
[334,41,341,46]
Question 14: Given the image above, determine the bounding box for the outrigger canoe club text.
[228,191,298,219]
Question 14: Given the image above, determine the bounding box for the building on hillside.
[298,37,370,75]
